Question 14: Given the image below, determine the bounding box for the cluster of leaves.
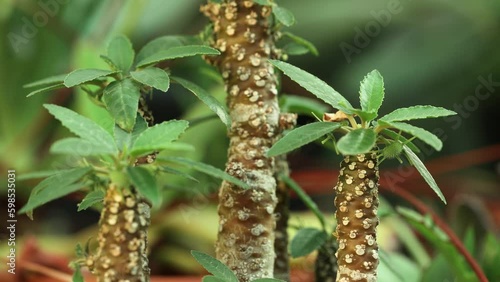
[24,35,231,129]
[18,103,248,216]
[266,60,457,204]
[19,35,248,216]
[191,251,285,282]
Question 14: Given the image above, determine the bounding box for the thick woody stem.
[87,95,154,281]
[202,1,281,281]
[88,186,150,282]
[334,153,380,282]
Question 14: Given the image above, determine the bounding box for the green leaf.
[191,251,238,282]
[127,167,160,207]
[103,78,141,132]
[173,77,231,128]
[279,95,329,117]
[352,109,378,123]
[18,170,60,181]
[114,115,148,151]
[77,189,105,211]
[397,207,474,281]
[64,69,116,87]
[100,55,119,70]
[337,128,376,155]
[381,129,421,154]
[44,104,117,153]
[107,35,134,73]
[26,83,65,97]
[290,228,328,258]
[135,36,186,64]
[50,138,117,156]
[136,45,220,67]
[253,0,271,5]
[267,122,342,157]
[359,69,384,120]
[402,146,446,204]
[159,166,199,182]
[273,6,295,27]
[282,32,319,56]
[24,74,67,88]
[131,67,170,92]
[202,276,226,282]
[130,120,189,157]
[282,43,310,56]
[379,120,442,151]
[72,265,84,282]
[379,105,456,123]
[269,60,353,113]
[280,174,326,228]
[19,167,92,214]
[159,157,250,189]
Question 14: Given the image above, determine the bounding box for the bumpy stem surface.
[273,155,291,281]
[202,1,281,280]
[88,186,150,282]
[315,237,339,282]
[334,153,379,282]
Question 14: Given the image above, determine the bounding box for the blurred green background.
[0,0,499,280]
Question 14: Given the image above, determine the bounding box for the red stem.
[383,184,489,282]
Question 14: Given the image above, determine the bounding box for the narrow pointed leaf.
[127,166,160,207]
[44,104,117,153]
[135,36,186,64]
[77,190,105,211]
[130,120,189,156]
[24,74,67,88]
[273,6,295,27]
[137,45,220,67]
[267,122,342,157]
[26,83,65,97]
[279,95,328,117]
[103,78,141,132]
[403,146,446,204]
[337,128,377,155]
[280,174,326,228]
[51,138,117,156]
[19,167,92,214]
[282,43,310,56]
[64,69,116,87]
[290,228,328,258]
[379,120,442,151]
[270,60,353,113]
[173,77,231,128]
[379,105,456,123]
[381,129,421,154]
[282,32,319,56]
[131,67,170,92]
[18,170,60,181]
[107,35,134,72]
[159,157,250,189]
[159,166,199,182]
[359,69,384,119]
[191,251,238,282]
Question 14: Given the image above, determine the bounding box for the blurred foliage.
[0,0,498,279]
